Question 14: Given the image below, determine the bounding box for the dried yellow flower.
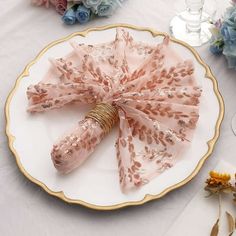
[210,171,231,182]
[204,171,236,235]
[207,171,231,185]
[205,171,232,195]
[233,174,236,204]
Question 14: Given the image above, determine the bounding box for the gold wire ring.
[85,103,118,134]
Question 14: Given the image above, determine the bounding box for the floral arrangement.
[204,171,236,236]
[31,0,124,25]
[209,0,236,70]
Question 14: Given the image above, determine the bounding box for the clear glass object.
[170,0,214,47]
[231,114,236,136]
[201,0,217,22]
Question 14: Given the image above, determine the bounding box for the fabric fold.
[26,28,202,192]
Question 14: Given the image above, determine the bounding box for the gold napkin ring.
[85,103,118,134]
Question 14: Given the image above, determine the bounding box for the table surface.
[0,0,235,235]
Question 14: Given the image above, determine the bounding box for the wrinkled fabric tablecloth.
[0,0,235,235]
[165,161,236,236]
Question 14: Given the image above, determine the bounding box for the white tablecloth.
[0,0,235,235]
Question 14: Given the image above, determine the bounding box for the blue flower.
[210,5,236,69]
[224,6,236,25]
[75,5,91,23]
[220,24,236,44]
[210,43,224,55]
[82,0,102,12]
[223,43,236,69]
[220,6,236,44]
[209,27,224,55]
[97,0,118,17]
[62,8,77,25]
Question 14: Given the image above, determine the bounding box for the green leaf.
[226,211,235,236]
[210,219,219,236]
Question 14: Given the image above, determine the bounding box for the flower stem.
[218,193,222,220]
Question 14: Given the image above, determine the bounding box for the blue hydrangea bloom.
[210,44,224,55]
[76,5,91,24]
[97,0,118,17]
[220,6,236,43]
[62,8,77,25]
[82,0,102,13]
[223,43,236,69]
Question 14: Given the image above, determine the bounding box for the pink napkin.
[27,28,201,192]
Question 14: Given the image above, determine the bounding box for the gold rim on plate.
[5,24,225,210]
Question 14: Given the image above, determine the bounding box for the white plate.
[5,24,224,210]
